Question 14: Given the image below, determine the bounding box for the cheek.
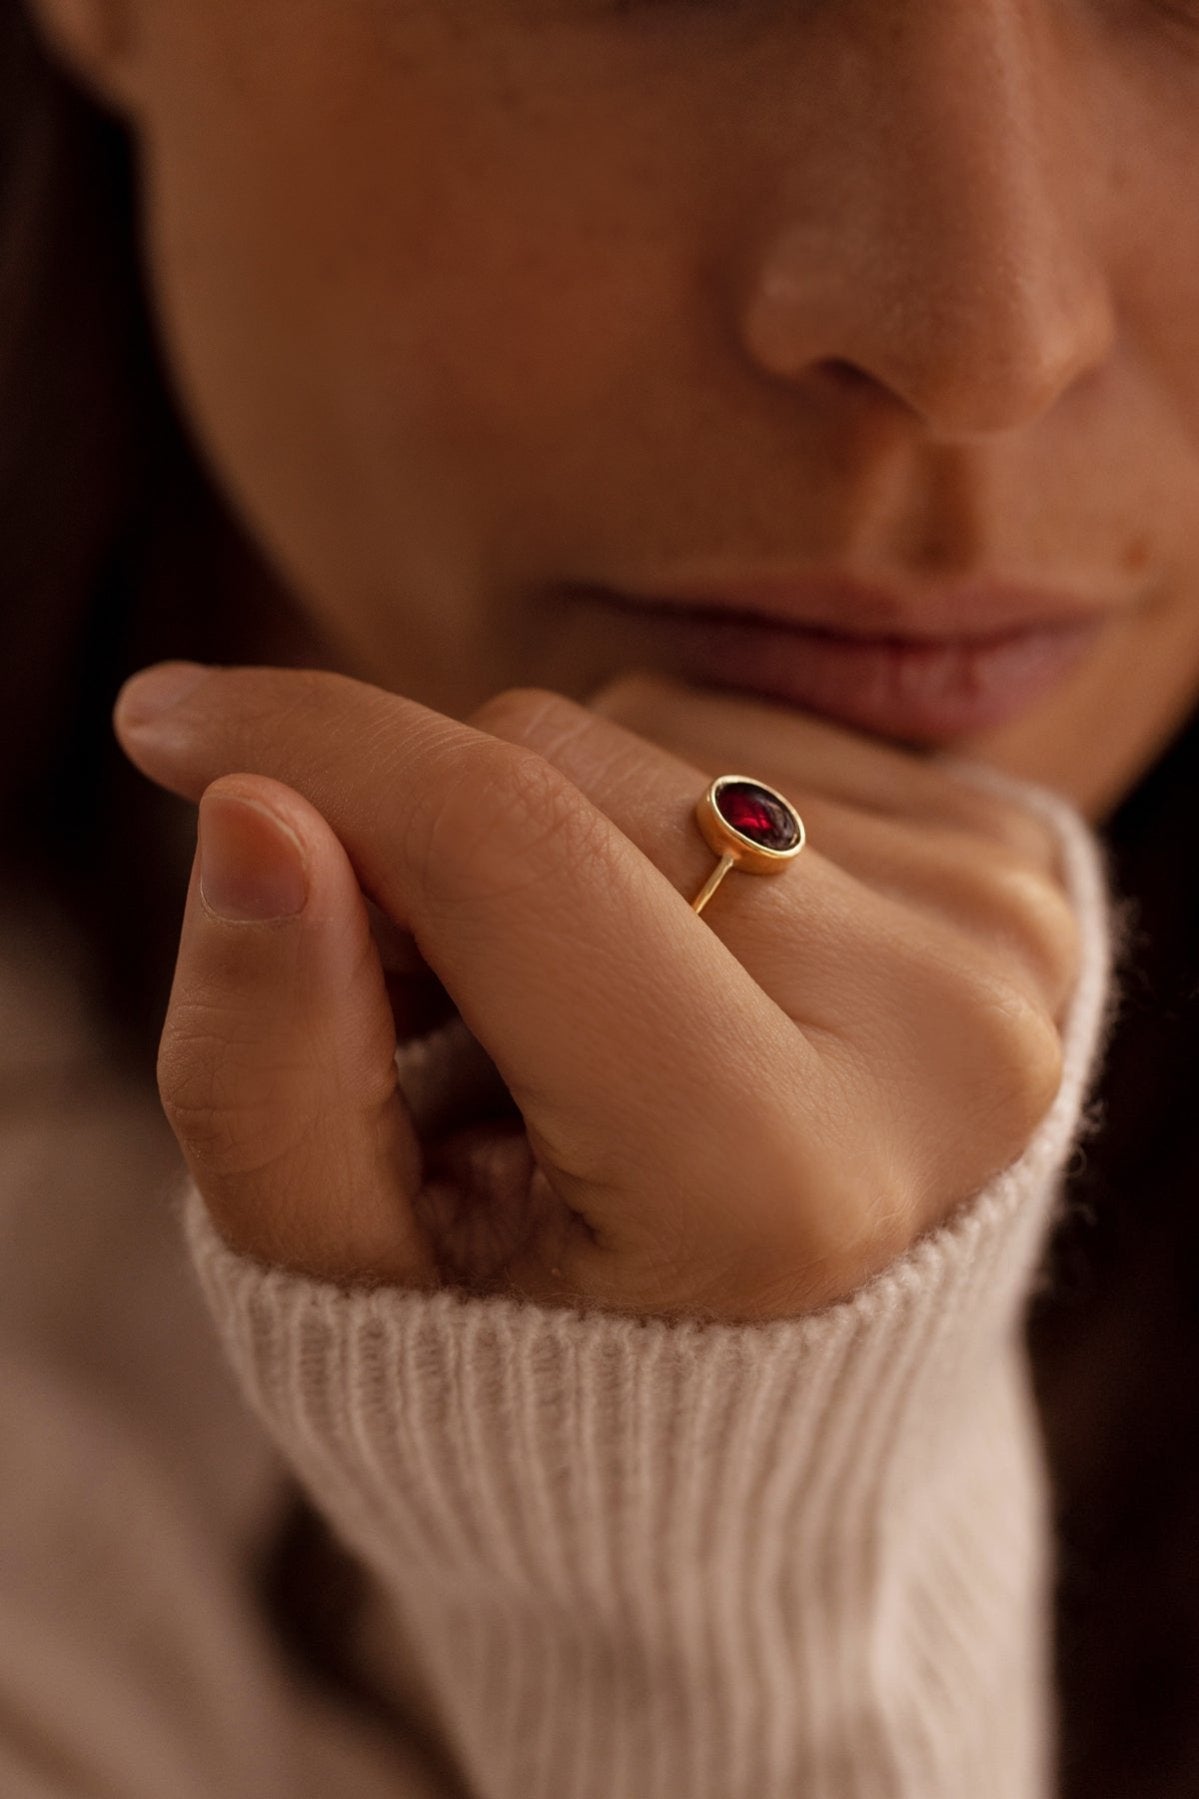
[964,594,1199,819]
[1092,36,1199,452]
[133,3,702,592]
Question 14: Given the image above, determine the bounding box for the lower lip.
[581,595,1105,741]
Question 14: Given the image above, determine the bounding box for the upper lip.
[579,568,1115,643]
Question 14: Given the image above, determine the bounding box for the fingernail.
[116,662,210,731]
[199,793,309,922]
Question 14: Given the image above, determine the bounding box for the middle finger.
[470,677,1079,1021]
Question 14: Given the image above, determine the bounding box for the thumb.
[158,773,435,1288]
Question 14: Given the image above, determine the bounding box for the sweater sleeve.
[180,773,1119,1799]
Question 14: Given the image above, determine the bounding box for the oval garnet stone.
[715,780,801,851]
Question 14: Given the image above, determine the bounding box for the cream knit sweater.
[0,768,1117,1799]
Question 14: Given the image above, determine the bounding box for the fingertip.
[113,661,211,736]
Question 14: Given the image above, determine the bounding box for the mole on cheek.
[1123,534,1152,575]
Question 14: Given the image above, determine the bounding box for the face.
[43,0,1199,819]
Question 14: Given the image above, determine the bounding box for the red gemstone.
[715,780,801,850]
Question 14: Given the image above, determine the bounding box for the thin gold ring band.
[689,775,807,917]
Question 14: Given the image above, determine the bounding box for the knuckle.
[961,968,1066,1146]
[718,1107,919,1315]
[777,1169,916,1310]
[828,1184,917,1291]
[469,685,592,756]
[962,793,1060,869]
[408,737,601,911]
[1011,1002,1067,1131]
[584,670,685,728]
[698,1186,916,1319]
[156,1006,302,1178]
[974,856,1081,1000]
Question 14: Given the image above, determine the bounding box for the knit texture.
[182,771,1117,1799]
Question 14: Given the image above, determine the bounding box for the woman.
[2,0,1197,1792]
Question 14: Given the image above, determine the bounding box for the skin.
[31,0,1199,815]
[29,0,1199,1312]
[113,663,1079,1316]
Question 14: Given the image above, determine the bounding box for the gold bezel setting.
[694,775,807,876]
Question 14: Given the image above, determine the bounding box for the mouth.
[567,576,1115,742]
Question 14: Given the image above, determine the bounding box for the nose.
[735,3,1116,438]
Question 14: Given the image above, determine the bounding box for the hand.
[112,664,1078,1322]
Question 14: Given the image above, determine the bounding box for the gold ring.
[690,775,807,917]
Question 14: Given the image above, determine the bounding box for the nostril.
[814,359,905,412]
[818,358,877,391]
[813,356,926,426]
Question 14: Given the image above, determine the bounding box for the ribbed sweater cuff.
[180,778,1116,1799]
